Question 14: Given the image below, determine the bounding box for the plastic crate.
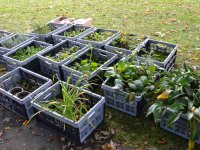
[0,30,13,42]
[160,112,200,144]
[53,24,94,41]
[101,78,146,116]
[29,23,68,42]
[3,40,52,71]
[38,39,88,79]
[0,34,36,64]
[105,34,149,57]
[31,81,105,144]
[61,48,118,85]
[0,67,52,119]
[77,28,120,49]
[135,39,178,71]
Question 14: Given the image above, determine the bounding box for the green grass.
[0,0,200,149]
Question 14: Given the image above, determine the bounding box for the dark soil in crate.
[23,58,59,83]
[137,42,173,62]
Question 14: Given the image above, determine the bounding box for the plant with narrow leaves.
[38,77,91,122]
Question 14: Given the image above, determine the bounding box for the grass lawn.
[0,0,200,149]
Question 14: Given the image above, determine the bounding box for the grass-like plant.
[38,77,91,122]
[11,46,43,61]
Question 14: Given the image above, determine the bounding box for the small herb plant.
[83,30,114,42]
[110,32,146,51]
[63,28,86,37]
[147,63,200,150]
[11,46,43,61]
[104,56,161,102]
[138,43,173,62]
[46,46,80,62]
[0,35,29,48]
[33,24,54,34]
[37,78,91,122]
[69,47,104,74]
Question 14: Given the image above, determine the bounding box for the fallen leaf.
[32,131,38,136]
[5,127,11,130]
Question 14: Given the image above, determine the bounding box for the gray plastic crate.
[0,67,52,119]
[105,34,149,57]
[0,30,13,42]
[135,39,178,71]
[0,34,36,64]
[53,24,94,41]
[77,28,120,49]
[3,40,52,71]
[61,48,118,85]
[31,81,105,144]
[160,112,200,144]
[101,78,145,116]
[29,23,68,42]
[38,39,89,79]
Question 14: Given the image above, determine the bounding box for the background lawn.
[0,0,200,149]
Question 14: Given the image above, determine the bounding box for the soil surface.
[0,106,131,150]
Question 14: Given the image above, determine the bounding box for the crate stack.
[0,17,180,144]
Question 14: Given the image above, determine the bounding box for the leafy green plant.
[11,46,43,61]
[63,28,86,37]
[37,77,91,122]
[70,47,104,74]
[83,30,114,42]
[103,56,161,102]
[0,35,29,48]
[46,46,80,62]
[110,32,146,51]
[147,63,200,150]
